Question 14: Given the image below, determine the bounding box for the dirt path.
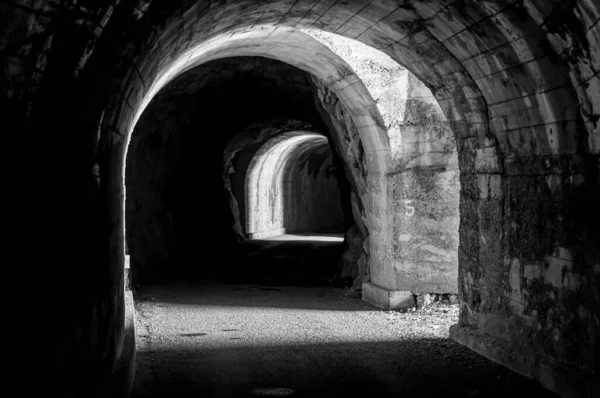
[131,283,556,398]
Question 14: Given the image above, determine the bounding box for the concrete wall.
[390,74,460,295]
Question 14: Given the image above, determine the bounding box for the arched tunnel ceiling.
[133,55,322,127]
[103,0,599,185]
[248,132,329,176]
[136,27,445,178]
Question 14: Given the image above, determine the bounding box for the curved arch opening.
[125,26,461,297]
[123,27,393,287]
[245,131,344,240]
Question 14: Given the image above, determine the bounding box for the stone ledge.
[361,282,415,309]
[449,324,599,398]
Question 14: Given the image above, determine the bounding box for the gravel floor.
[131,283,557,398]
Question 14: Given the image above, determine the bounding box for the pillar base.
[450,324,599,398]
[361,282,415,309]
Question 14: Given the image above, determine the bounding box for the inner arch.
[125,26,392,173]
[123,27,396,287]
[245,131,344,239]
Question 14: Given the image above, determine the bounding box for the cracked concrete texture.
[303,29,409,128]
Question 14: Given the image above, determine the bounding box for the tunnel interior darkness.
[126,56,350,284]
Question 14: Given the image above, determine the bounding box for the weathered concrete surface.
[392,166,459,293]
[313,72,460,295]
[390,74,460,294]
[302,29,409,149]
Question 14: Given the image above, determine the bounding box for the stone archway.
[120,28,395,296]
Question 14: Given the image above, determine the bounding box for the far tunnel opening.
[245,132,344,239]
[224,130,347,286]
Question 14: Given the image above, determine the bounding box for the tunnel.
[6,1,599,398]
[242,131,344,239]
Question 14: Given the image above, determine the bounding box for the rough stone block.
[362,282,415,309]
